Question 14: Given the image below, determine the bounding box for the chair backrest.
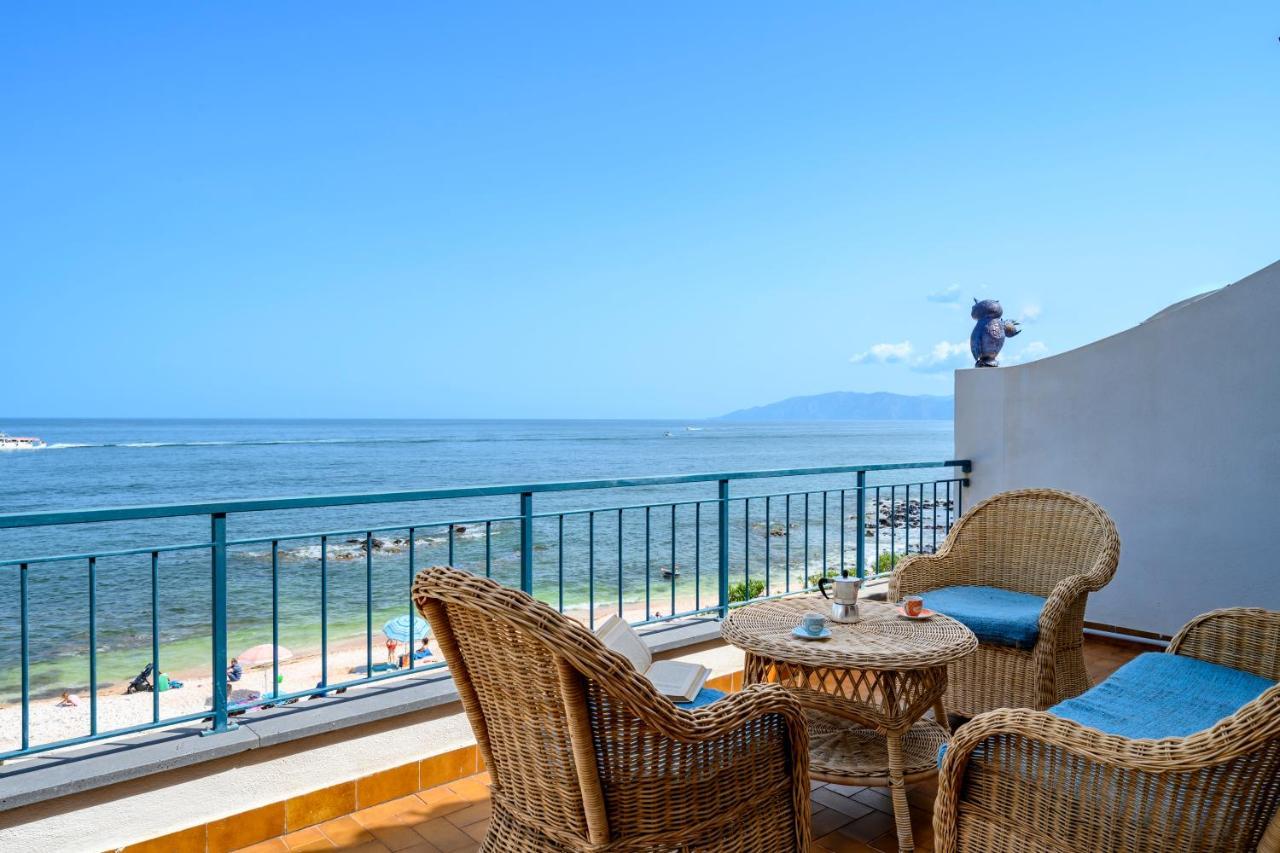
[412,565,657,848]
[941,488,1119,597]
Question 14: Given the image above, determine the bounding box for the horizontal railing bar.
[0,541,215,569]
[0,460,970,528]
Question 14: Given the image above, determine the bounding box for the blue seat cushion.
[923,586,1045,650]
[938,652,1275,766]
[676,687,726,710]
[1049,652,1275,739]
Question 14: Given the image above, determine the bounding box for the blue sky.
[3,3,1277,418]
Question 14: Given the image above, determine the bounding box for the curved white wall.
[955,260,1280,637]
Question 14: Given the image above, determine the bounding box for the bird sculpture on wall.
[969,299,1020,367]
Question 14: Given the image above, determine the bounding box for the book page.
[594,614,652,674]
[645,660,710,702]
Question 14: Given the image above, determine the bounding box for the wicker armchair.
[933,608,1280,852]
[412,566,811,852]
[888,488,1119,715]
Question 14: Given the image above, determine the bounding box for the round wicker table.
[721,595,977,852]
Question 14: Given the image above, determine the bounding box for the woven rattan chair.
[412,566,811,852]
[888,488,1119,716]
[933,607,1280,852]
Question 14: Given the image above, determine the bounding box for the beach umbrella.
[238,643,293,669]
[382,614,430,644]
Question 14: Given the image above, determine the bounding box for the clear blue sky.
[4,3,1277,418]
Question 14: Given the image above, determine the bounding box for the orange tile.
[123,824,207,853]
[411,816,476,851]
[367,821,430,851]
[318,815,376,846]
[234,840,289,853]
[414,786,470,821]
[706,673,733,691]
[286,781,357,831]
[462,819,489,843]
[282,826,334,850]
[443,799,491,828]
[730,670,744,691]
[446,777,489,805]
[208,802,287,853]
[358,761,422,808]
[419,745,477,790]
[469,771,490,786]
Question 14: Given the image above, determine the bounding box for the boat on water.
[0,432,46,450]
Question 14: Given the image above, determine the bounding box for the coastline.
[0,593,710,758]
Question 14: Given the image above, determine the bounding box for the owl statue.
[969,299,1020,367]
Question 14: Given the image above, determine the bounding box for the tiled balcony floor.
[231,636,1143,853]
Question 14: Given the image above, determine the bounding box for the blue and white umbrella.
[382,614,430,644]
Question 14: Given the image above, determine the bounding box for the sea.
[0,418,953,699]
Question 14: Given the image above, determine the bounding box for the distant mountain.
[718,392,953,421]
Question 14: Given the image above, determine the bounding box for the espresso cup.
[904,595,924,617]
[801,612,827,635]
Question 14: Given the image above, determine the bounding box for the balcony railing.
[0,459,969,760]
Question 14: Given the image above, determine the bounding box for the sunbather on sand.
[55,692,80,707]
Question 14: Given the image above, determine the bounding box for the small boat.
[663,431,673,437]
[0,432,46,450]
[661,566,681,578]
[685,426,703,431]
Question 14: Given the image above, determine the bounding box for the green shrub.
[728,578,766,602]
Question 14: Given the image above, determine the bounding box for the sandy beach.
[0,594,712,759]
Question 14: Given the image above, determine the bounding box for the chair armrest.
[887,552,953,600]
[1168,607,1280,681]
[936,698,1280,853]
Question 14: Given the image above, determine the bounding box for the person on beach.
[226,657,242,697]
[385,637,398,666]
[56,692,80,707]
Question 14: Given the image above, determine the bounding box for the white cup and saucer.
[792,611,833,640]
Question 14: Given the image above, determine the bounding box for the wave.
[33,433,705,450]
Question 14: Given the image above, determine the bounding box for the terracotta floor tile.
[413,787,470,821]
[318,815,376,846]
[814,829,878,852]
[850,787,894,814]
[234,840,289,853]
[443,800,491,828]
[367,822,429,852]
[411,816,476,852]
[834,810,896,843]
[811,788,874,820]
[282,826,334,851]
[446,777,490,805]
[812,805,854,838]
[462,820,489,843]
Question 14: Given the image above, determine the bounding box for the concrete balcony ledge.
[0,617,728,817]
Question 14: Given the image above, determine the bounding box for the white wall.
[955,260,1280,637]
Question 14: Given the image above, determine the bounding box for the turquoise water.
[0,418,953,698]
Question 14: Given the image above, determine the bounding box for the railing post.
[520,492,534,596]
[855,470,866,578]
[718,479,730,617]
[204,512,237,735]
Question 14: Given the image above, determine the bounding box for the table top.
[720,594,977,671]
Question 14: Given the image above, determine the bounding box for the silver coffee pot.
[817,569,862,623]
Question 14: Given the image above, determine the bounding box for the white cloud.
[927,285,963,304]
[851,339,971,372]
[1004,340,1049,365]
[1019,303,1042,322]
[912,340,970,373]
[850,341,914,364]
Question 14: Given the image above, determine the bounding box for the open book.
[595,614,710,703]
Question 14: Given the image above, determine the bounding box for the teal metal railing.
[0,459,969,759]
